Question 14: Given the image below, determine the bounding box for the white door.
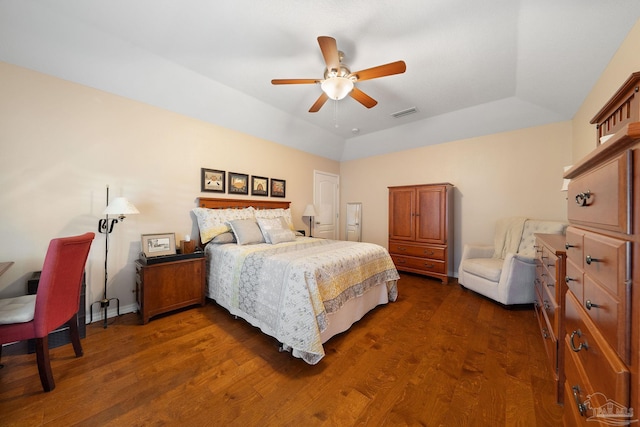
[346,202,362,242]
[313,170,339,239]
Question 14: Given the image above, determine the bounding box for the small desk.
[0,262,14,277]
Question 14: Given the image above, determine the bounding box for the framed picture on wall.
[201,168,225,193]
[251,176,269,196]
[271,178,286,198]
[228,172,249,195]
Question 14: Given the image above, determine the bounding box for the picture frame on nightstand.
[141,233,176,258]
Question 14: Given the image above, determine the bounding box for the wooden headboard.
[198,197,290,210]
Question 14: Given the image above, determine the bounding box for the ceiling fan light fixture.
[321,76,354,100]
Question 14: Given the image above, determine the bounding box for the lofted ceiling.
[1,1,640,161]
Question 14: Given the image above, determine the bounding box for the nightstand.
[135,255,205,324]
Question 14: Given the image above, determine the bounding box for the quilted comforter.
[205,237,399,364]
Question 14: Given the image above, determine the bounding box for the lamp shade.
[303,204,317,217]
[321,77,354,100]
[103,197,139,216]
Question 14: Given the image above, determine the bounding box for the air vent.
[391,107,418,119]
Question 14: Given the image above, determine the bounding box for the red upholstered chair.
[0,232,94,392]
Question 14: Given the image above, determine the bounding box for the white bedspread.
[205,237,399,364]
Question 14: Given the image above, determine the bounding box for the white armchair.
[458,217,567,305]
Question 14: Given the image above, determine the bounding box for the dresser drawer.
[565,258,584,303]
[563,342,592,426]
[565,227,584,269]
[583,275,626,359]
[534,286,556,360]
[541,280,559,337]
[567,151,630,233]
[389,242,445,260]
[540,246,558,285]
[564,292,629,404]
[583,231,627,299]
[391,255,445,273]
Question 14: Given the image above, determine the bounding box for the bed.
[194,197,400,364]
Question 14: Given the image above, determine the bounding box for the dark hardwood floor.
[0,273,563,426]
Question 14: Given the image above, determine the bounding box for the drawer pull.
[571,385,587,416]
[570,329,589,352]
[565,243,575,250]
[575,190,592,206]
[424,250,434,255]
[543,300,551,311]
[565,276,576,283]
[542,327,549,339]
[585,255,600,265]
[547,282,554,288]
[585,299,600,310]
[424,263,434,268]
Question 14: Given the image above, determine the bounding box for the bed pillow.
[211,232,237,244]
[256,217,289,243]
[267,228,296,244]
[227,219,265,245]
[192,207,255,244]
[254,208,295,231]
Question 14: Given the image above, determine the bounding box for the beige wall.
[0,62,339,315]
[340,122,572,272]
[572,19,640,161]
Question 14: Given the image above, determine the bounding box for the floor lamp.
[92,185,139,328]
[303,204,318,237]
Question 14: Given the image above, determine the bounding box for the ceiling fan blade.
[309,92,329,113]
[317,36,339,71]
[349,88,378,108]
[271,79,320,85]
[350,60,407,82]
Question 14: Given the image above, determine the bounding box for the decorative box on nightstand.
[135,254,205,324]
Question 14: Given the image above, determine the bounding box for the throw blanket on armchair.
[493,216,527,259]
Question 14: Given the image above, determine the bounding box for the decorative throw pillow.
[267,228,296,244]
[256,217,288,243]
[227,219,265,245]
[254,208,295,231]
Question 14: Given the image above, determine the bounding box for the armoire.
[388,183,454,284]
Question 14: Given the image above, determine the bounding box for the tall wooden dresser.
[562,72,640,425]
[388,183,454,284]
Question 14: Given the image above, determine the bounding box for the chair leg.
[68,313,84,357]
[35,336,55,392]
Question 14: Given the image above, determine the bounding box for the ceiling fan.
[271,36,407,113]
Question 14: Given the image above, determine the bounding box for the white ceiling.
[1,1,640,161]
